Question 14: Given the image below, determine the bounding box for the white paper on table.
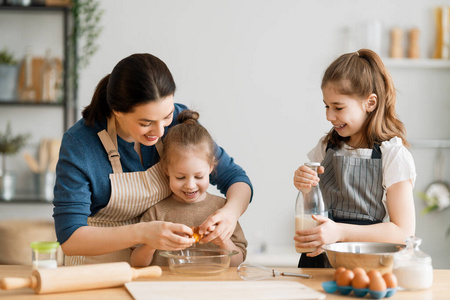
[125,281,326,300]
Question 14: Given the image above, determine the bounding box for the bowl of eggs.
[322,267,398,298]
[322,242,405,274]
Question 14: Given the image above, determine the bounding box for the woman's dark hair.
[82,53,176,126]
[160,110,217,171]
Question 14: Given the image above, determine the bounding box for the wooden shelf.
[0,101,63,107]
[384,58,450,69]
[0,5,69,12]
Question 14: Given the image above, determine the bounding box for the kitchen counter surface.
[0,265,448,299]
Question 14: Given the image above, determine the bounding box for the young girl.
[293,49,416,268]
[131,110,247,267]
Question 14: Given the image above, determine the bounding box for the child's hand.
[293,165,324,192]
[294,214,338,257]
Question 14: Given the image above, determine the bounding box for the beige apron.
[65,116,171,265]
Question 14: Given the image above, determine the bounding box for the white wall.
[2,0,450,268]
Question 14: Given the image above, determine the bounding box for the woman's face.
[113,95,175,146]
[322,85,373,148]
[166,148,213,204]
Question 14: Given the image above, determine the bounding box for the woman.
[53,53,253,265]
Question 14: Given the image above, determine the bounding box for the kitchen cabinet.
[0,4,77,205]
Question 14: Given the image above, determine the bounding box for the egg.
[369,274,387,291]
[352,272,370,289]
[333,267,346,281]
[352,267,366,277]
[336,269,354,287]
[367,269,382,280]
[382,273,398,288]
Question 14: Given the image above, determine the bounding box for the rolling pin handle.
[0,275,38,290]
[131,266,162,280]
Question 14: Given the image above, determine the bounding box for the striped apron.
[298,143,384,268]
[65,116,172,265]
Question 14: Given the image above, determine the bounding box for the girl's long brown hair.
[321,49,409,149]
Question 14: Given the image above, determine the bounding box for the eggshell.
[336,269,354,287]
[352,272,370,289]
[367,269,382,280]
[352,267,366,277]
[333,267,347,281]
[369,274,387,291]
[382,273,398,288]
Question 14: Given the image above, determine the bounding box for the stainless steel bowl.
[322,242,405,274]
[159,248,238,276]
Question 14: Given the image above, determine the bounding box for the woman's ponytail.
[82,74,112,126]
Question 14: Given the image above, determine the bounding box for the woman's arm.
[61,221,195,256]
[198,141,253,244]
[295,180,416,257]
[199,182,251,244]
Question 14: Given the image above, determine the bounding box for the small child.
[293,49,416,268]
[131,110,247,267]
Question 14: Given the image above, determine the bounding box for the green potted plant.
[0,121,29,200]
[0,48,19,102]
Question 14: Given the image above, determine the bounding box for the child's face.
[166,149,213,203]
[322,85,373,147]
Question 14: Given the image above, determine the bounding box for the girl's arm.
[295,179,415,257]
[130,244,156,267]
[214,238,244,267]
[198,182,251,244]
[61,221,195,256]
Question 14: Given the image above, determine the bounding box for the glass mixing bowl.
[159,248,238,276]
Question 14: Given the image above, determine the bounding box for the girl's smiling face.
[166,148,213,204]
[322,85,376,148]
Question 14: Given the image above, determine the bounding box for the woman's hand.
[198,207,237,245]
[139,221,195,250]
[293,165,324,192]
[294,214,338,257]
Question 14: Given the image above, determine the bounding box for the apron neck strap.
[97,115,123,173]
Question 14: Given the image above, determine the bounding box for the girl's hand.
[140,221,195,250]
[294,214,338,257]
[293,165,324,192]
[198,207,237,245]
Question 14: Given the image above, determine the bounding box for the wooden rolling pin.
[0,262,162,294]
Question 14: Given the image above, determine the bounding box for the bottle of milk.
[295,162,327,253]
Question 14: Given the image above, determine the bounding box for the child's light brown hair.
[160,109,216,171]
[322,48,409,148]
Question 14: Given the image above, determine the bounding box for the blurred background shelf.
[384,58,450,69]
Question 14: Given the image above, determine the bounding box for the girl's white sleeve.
[306,136,327,163]
[381,137,416,190]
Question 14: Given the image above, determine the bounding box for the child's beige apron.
[65,116,171,265]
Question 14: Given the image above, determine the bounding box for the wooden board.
[125,281,326,300]
[17,57,62,103]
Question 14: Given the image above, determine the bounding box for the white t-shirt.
[307,136,416,220]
